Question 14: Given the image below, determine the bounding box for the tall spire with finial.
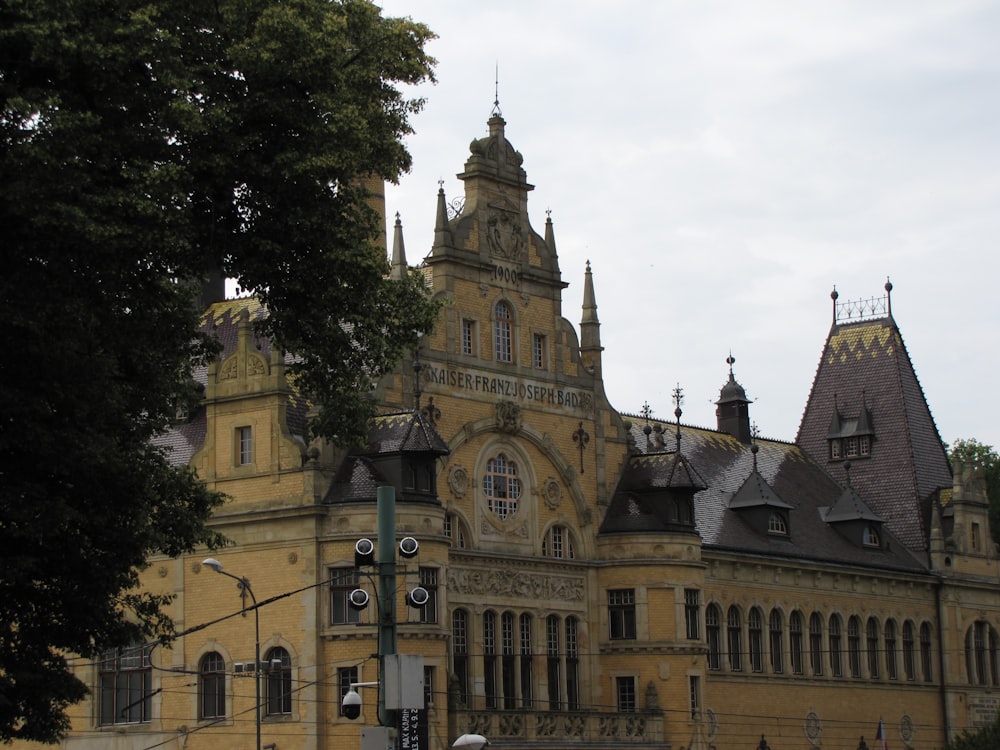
[673,383,684,450]
[544,208,558,258]
[492,62,502,118]
[432,179,453,252]
[580,260,604,375]
[390,212,407,280]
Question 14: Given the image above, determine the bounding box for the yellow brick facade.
[29,113,1000,750]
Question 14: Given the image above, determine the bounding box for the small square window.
[237,426,253,465]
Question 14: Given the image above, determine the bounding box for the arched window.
[519,614,533,708]
[483,454,521,519]
[706,604,722,671]
[848,616,862,678]
[484,611,498,708]
[749,607,764,673]
[199,651,226,720]
[546,615,561,710]
[768,512,788,535]
[265,647,291,716]
[829,614,843,677]
[494,301,513,363]
[566,617,580,710]
[809,613,824,676]
[789,611,804,675]
[902,621,916,681]
[501,612,516,709]
[452,610,470,705]
[885,619,898,680]
[866,618,881,678]
[543,525,575,559]
[769,609,784,674]
[966,620,1000,686]
[727,606,743,672]
[920,622,934,682]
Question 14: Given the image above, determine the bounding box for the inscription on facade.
[969,695,999,727]
[448,567,585,602]
[426,365,593,411]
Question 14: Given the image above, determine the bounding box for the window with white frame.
[494,301,513,363]
[237,425,253,465]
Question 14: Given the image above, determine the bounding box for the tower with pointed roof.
[797,281,952,555]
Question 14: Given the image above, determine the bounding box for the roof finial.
[726,351,735,376]
[885,276,893,317]
[673,383,684,448]
[491,62,502,117]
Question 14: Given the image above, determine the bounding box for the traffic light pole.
[376,485,398,730]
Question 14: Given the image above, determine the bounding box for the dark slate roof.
[822,484,883,523]
[796,315,952,551]
[362,411,450,456]
[613,421,927,572]
[324,456,386,503]
[601,450,707,534]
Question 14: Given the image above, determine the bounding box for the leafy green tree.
[943,713,1000,750]
[0,0,437,742]
[949,438,1000,545]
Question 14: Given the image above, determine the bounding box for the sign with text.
[398,709,428,750]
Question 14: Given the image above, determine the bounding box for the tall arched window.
[706,604,722,671]
[902,620,916,681]
[727,606,743,672]
[769,609,784,674]
[501,612,516,709]
[484,611,498,708]
[966,620,1000,686]
[452,610,470,705]
[848,616,862,678]
[829,614,843,677]
[789,611,804,675]
[809,613,824,676]
[885,619,898,680]
[199,652,226,720]
[920,622,934,682]
[546,615,561,710]
[483,453,521,519]
[494,301,513,363]
[519,614,533,708]
[866,618,881,678]
[265,647,291,716]
[749,608,764,673]
[566,617,580,710]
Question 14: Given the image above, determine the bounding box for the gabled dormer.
[728,445,794,539]
[820,464,885,550]
[826,394,875,461]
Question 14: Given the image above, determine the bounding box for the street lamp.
[203,557,261,750]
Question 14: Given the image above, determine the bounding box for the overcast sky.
[376,0,1000,450]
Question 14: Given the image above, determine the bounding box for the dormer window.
[831,440,842,460]
[859,435,870,455]
[768,512,788,536]
[863,524,881,548]
[827,405,874,461]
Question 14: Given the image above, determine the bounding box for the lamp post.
[203,557,261,750]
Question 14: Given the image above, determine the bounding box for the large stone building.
[42,111,1000,750]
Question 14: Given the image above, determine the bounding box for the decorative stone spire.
[433,180,453,251]
[580,260,603,374]
[390,212,407,281]
[544,208,558,259]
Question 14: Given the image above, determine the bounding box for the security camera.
[341,689,362,720]
[348,588,370,610]
[406,586,430,608]
[398,536,419,559]
[354,538,375,567]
